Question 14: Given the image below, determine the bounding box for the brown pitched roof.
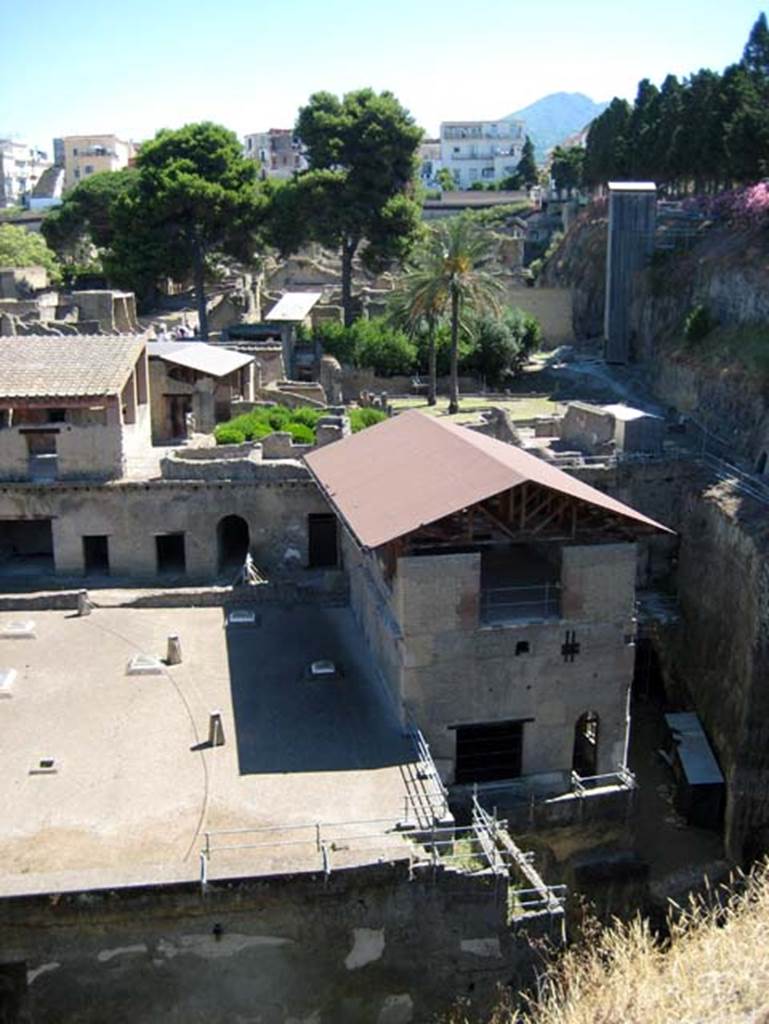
[305,410,671,548]
[0,335,145,400]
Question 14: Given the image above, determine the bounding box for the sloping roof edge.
[305,411,672,549]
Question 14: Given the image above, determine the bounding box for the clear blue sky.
[1,0,764,152]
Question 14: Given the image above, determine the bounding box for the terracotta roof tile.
[0,335,145,400]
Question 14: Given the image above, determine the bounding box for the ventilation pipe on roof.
[166,634,182,665]
[208,711,225,747]
[77,590,92,617]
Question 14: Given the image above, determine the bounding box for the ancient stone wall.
[0,474,330,580]
[0,863,555,1024]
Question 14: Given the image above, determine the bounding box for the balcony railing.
[480,583,561,626]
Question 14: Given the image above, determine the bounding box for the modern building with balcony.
[59,135,134,191]
[439,119,525,187]
[306,411,671,793]
[243,129,308,180]
[0,139,51,208]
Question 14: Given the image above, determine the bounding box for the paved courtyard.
[0,606,420,896]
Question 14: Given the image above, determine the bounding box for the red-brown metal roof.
[304,411,672,549]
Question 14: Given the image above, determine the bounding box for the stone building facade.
[307,412,669,792]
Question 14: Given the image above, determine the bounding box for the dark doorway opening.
[0,962,28,1024]
[156,533,186,575]
[454,720,525,784]
[0,519,54,576]
[217,515,250,572]
[573,711,600,777]
[633,637,666,702]
[308,513,338,568]
[83,535,110,575]
[167,395,192,439]
[757,451,767,475]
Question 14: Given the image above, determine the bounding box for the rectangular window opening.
[155,533,186,575]
[307,513,338,568]
[454,720,526,784]
[83,535,110,575]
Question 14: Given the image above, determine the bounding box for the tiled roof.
[305,411,671,549]
[0,335,145,400]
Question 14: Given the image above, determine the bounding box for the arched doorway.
[217,515,250,573]
[572,711,600,777]
[756,451,767,475]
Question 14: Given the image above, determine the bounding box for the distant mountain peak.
[504,93,609,160]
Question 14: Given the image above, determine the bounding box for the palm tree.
[387,273,445,406]
[402,217,503,413]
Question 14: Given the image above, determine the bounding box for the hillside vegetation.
[466,864,769,1024]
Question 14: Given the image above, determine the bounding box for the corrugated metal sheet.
[265,292,322,322]
[304,411,672,549]
[147,342,253,377]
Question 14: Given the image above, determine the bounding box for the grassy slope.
[472,865,769,1024]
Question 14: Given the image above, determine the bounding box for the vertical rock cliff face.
[542,210,769,461]
[672,484,769,861]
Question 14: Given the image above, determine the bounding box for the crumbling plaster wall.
[0,476,331,579]
[2,864,553,1024]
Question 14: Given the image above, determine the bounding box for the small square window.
[515,641,530,656]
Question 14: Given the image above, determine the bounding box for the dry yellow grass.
[467,864,769,1024]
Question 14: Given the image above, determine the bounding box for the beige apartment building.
[60,135,134,190]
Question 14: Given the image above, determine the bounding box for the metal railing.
[406,725,451,827]
[480,583,561,624]
[472,795,566,916]
[570,766,636,796]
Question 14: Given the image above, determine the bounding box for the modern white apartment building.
[60,135,134,191]
[243,129,308,179]
[0,140,51,208]
[439,119,525,187]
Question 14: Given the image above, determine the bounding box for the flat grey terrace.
[0,606,419,897]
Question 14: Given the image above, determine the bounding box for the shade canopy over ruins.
[305,411,671,549]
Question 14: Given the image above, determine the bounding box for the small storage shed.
[603,404,664,454]
[664,712,724,830]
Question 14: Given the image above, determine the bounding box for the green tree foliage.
[266,89,423,327]
[583,98,632,186]
[120,122,266,337]
[516,135,538,188]
[45,124,266,329]
[310,316,418,376]
[464,308,541,385]
[584,15,769,192]
[42,169,137,260]
[550,146,585,194]
[435,168,456,191]
[0,224,62,282]
[743,11,769,77]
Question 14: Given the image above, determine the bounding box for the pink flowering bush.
[684,183,769,228]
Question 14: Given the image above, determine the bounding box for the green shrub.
[214,424,246,445]
[290,407,324,429]
[684,304,715,344]
[312,316,417,376]
[349,408,387,432]
[286,422,314,443]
